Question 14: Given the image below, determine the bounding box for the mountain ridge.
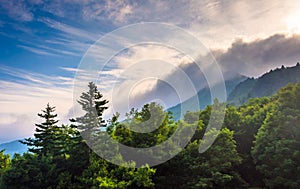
[169,63,300,120]
[0,140,28,157]
[168,73,247,120]
[228,63,300,105]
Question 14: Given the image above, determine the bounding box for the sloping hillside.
[0,140,28,157]
[228,63,300,105]
[168,73,247,120]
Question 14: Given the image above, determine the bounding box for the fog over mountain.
[127,34,300,112]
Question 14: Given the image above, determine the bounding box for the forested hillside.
[228,63,300,105]
[168,73,247,120]
[0,82,299,189]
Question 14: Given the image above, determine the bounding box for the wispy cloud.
[2,0,300,143]
[24,43,80,57]
[82,0,134,24]
[77,0,300,48]
[0,65,73,87]
[3,0,299,58]
[0,0,33,22]
[44,37,92,56]
[17,29,93,57]
[39,17,100,41]
[15,17,101,57]
[60,67,81,73]
[17,45,59,57]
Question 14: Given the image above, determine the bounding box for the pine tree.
[21,103,59,156]
[69,82,109,169]
[71,82,109,139]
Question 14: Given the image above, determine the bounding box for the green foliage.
[69,82,110,179]
[252,83,300,189]
[229,97,272,187]
[0,150,10,186]
[112,103,175,148]
[0,150,10,173]
[228,78,257,105]
[154,127,243,189]
[72,82,109,138]
[1,153,54,189]
[80,153,155,189]
[1,108,89,188]
[1,81,300,189]
[72,82,156,188]
[21,103,59,156]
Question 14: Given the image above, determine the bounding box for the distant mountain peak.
[0,140,28,157]
[228,63,300,105]
[168,73,247,120]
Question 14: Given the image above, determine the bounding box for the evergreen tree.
[71,82,109,139]
[69,82,109,169]
[76,85,156,188]
[21,103,59,156]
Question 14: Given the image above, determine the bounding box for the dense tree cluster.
[0,82,299,188]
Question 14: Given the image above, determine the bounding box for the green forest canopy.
[0,82,299,189]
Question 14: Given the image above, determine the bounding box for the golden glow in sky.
[286,14,300,33]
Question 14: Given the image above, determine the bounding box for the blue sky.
[1,0,300,143]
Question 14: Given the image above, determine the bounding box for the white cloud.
[3,0,299,50]
[39,18,100,41]
[30,43,81,57]
[0,114,34,143]
[44,37,91,54]
[216,33,300,77]
[16,18,101,58]
[17,45,59,57]
[114,45,189,69]
[4,1,299,59]
[77,0,300,49]
[60,67,81,73]
[2,0,300,142]
[0,66,74,143]
[75,44,196,118]
[0,65,72,87]
[0,0,33,22]
[0,82,73,143]
[81,0,134,24]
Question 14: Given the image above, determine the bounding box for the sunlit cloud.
[0,66,74,142]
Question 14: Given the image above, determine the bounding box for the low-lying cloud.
[216,33,300,77]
